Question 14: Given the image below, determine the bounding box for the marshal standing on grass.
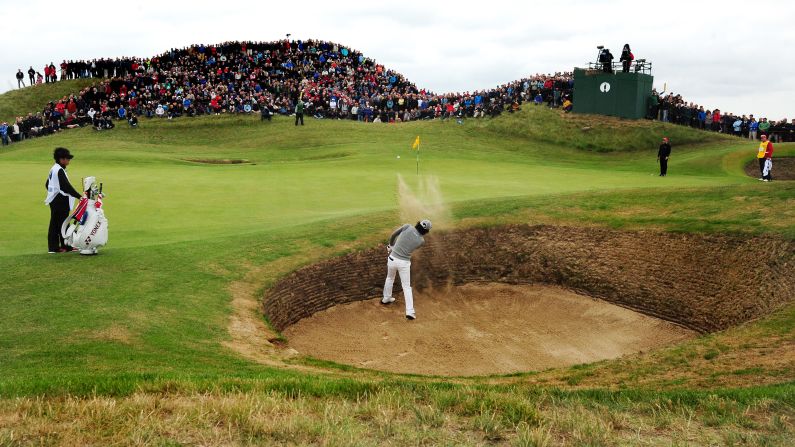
[44,148,82,253]
[382,219,432,320]
[657,137,672,176]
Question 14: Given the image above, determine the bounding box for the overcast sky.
[2,0,793,118]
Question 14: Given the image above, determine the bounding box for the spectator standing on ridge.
[732,117,743,137]
[756,134,774,182]
[16,69,25,88]
[758,118,771,136]
[11,121,21,141]
[295,99,304,126]
[711,109,721,132]
[0,122,9,146]
[27,66,35,86]
[748,116,758,140]
[619,44,633,73]
[647,92,659,120]
[657,137,672,176]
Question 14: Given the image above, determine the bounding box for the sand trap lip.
[184,158,250,165]
[283,283,695,376]
[264,225,795,376]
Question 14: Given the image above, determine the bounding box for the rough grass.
[1,385,793,446]
[1,84,794,445]
[472,104,735,152]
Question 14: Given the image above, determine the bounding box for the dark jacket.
[658,143,672,158]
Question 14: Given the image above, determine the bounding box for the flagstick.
[416,141,420,176]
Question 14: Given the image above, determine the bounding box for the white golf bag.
[62,177,109,255]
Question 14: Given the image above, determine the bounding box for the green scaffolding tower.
[572,62,653,119]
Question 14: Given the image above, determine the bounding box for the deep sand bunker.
[284,283,695,376]
[744,156,795,180]
[265,225,795,376]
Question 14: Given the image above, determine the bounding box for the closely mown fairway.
[1,103,794,445]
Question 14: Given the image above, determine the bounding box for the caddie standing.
[45,147,82,253]
[757,134,774,182]
[382,219,432,320]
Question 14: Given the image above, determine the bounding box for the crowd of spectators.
[647,91,794,142]
[5,40,574,144]
[7,39,790,147]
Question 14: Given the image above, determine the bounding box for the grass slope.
[0,79,96,123]
[1,99,794,445]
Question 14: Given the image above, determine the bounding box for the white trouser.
[383,257,414,316]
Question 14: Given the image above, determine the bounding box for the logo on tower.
[600,82,611,93]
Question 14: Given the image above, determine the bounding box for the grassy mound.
[1,85,794,444]
[0,79,97,122]
[473,105,733,152]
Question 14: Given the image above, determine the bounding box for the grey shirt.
[389,224,425,261]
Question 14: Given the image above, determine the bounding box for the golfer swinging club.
[382,219,432,320]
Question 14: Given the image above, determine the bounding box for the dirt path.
[283,283,695,376]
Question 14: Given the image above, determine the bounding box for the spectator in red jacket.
[66,99,77,116]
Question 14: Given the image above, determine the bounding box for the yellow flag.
[412,136,420,150]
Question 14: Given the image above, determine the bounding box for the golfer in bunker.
[382,219,432,320]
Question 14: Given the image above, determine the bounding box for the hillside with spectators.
[2,39,573,143]
[3,39,792,147]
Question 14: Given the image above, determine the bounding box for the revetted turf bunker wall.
[264,225,795,333]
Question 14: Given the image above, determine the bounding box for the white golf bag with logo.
[62,177,109,255]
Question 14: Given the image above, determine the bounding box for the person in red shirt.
[757,134,774,181]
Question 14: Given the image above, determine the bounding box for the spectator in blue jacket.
[748,116,759,140]
[697,107,707,130]
[0,122,9,146]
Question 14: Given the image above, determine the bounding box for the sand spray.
[396,174,451,230]
[396,174,455,295]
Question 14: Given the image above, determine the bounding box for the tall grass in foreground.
[1,386,793,445]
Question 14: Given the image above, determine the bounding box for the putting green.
[0,113,746,255]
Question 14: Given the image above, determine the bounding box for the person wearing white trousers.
[382,219,432,320]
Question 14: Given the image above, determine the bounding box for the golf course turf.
[1,98,794,445]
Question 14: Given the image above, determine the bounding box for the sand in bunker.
[284,283,696,376]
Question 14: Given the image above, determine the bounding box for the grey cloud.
[0,0,792,118]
